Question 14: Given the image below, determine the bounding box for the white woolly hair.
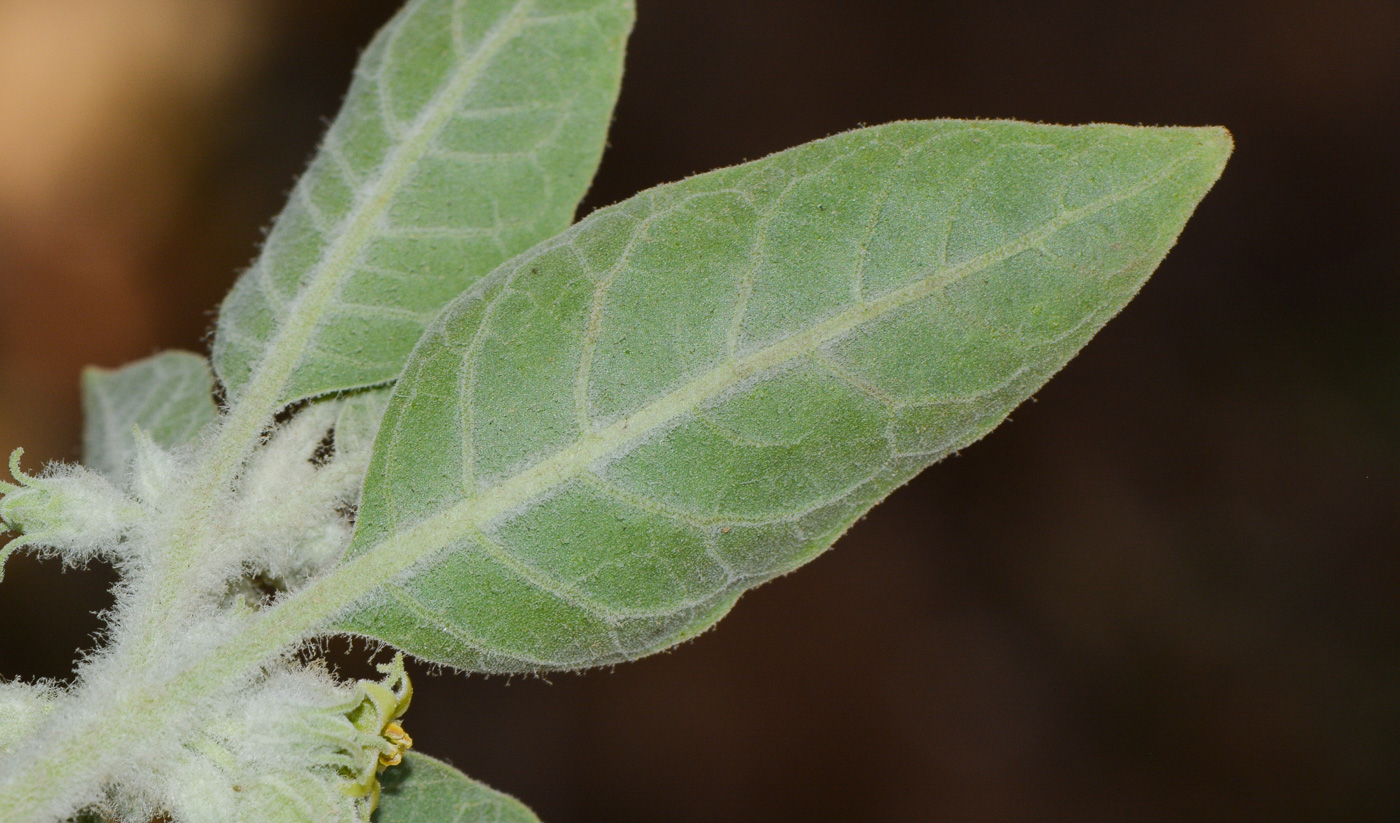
[0,397,383,822]
[159,662,366,823]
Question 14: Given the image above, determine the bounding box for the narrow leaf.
[332,120,1231,672]
[212,0,634,408]
[376,753,540,823]
[81,351,218,482]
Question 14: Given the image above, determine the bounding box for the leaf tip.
[1192,125,1234,176]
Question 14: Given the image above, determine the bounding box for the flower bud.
[0,448,143,577]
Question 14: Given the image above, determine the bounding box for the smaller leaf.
[375,752,540,823]
[81,351,219,483]
[211,0,636,408]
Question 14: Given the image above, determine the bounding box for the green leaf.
[211,0,634,409]
[81,351,219,482]
[375,753,540,823]
[328,120,1230,671]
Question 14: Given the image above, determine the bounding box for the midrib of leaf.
[155,0,538,608]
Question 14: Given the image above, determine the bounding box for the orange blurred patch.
[0,0,270,461]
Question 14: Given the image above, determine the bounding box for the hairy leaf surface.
[81,351,218,483]
[211,0,633,408]
[376,753,540,823]
[330,120,1229,671]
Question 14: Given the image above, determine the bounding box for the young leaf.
[211,0,634,410]
[375,753,541,823]
[81,351,218,483]
[324,120,1231,672]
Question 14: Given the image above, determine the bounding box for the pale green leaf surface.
[81,351,219,482]
[211,0,633,408]
[333,120,1231,672]
[375,753,540,823]
[333,391,393,466]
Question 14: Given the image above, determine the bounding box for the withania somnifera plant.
[0,1,1230,821]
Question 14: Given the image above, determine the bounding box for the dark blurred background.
[1,2,1396,821]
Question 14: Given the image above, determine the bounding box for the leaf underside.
[211,0,633,409]
[375,753,540,823]
[81,351,219,482]
[332,119,1231,673]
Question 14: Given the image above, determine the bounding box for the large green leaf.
[375,753,540,823]
[81,351,219,483]
[331,120,1231,672]
[211,0,634,408]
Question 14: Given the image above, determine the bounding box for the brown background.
[1,2,1397,821]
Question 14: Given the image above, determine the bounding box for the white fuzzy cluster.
[0,451,144,577]
[0,396,390,822]
[214,404,365,603]
[160,665,373,823]
[0,681,58,757]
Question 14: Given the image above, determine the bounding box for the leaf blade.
[211,0,634,409]
[331,120,1231,671]
[81,351,219,482]
[375,752,540,823]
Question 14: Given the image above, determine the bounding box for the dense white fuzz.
[0,450,144,577]
[0,397,386,822]
[0,681,57,756]
[161,665,370,823]
[156,659,412,823]
[216,400,372,601]
[127,429,188,508]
